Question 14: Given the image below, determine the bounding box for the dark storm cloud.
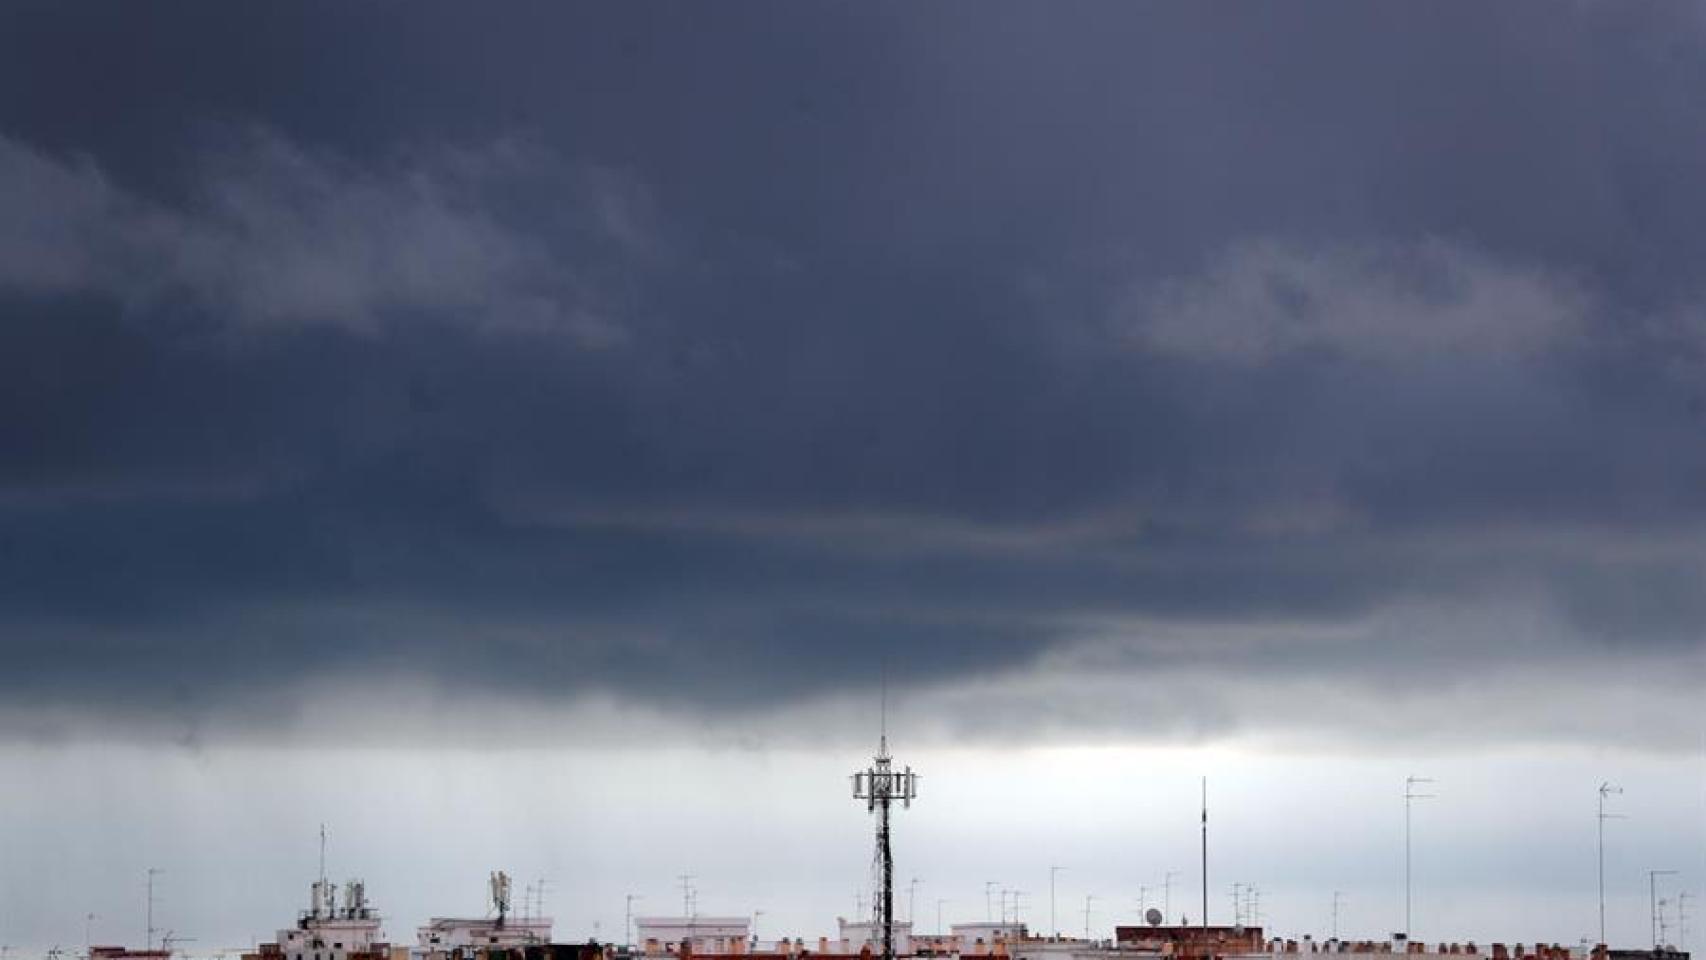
[3,2,1706,740]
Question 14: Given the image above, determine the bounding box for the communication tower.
[851,719,918,960]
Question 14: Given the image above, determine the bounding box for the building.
[839,919,915,955]
[416,872,552,960]
[954,924,1029,956]
[416,917,553,956]
[244,880,390,960]
[1006,938,1111,960]
[91,948,173,960]
[634,918,752,956]
[1111,926,1273,960]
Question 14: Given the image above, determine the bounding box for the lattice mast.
[852,729,917,960]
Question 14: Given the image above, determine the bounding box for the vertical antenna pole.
[1201,777,1209,930]
[625,893,642,950]
[145,868,162,951]
[1598,783,1624,947]
[1051,867,1063,939]
[1404,777,1436,940]
[1650,871,1678,949]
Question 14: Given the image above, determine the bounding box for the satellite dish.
[1145,908,1163,928]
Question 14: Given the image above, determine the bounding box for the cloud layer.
[2,3,1706,750]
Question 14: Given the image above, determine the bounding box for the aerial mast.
[851,690,918,960]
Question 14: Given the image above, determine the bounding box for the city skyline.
[2,3,1705,958]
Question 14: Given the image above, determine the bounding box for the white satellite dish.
[1145,908,1164,927]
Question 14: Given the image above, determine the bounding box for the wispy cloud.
[0,130,653,342]
[1128,239,1585,365]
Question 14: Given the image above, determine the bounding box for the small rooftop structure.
[634,918,752,957]
[1114,925,1267,959]
[91,947,173,960]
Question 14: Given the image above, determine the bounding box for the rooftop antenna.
[624,893,644,950]
[344,880,367,919]
[491,871,512,927]
[936,899,950,937]
[146,868,164,951]
[909,878,922,927]
[1083,894,1097,941]
[1404,776,1437,940]
[1051,867,1065,938]
[1201,776,1209,931]
[677,875,696,919]
[1650,870,1678,950]
[1598,783,1625,947]
[985,883,999,923]
[1332,892,1344,940]
[852,675,918,960]
[1163,872,1178,925]
[1678,891,1692,950]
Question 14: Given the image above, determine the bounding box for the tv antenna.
[1404,776,1437,939]
[677,875,697,919]
[146,868,164,951]
[1598,783,1625,947]
[1650,871,1678,950]
[1050,867,1065,938]
[851,687,918,960]
[624,893,644,950]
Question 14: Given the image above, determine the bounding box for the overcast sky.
[2,2,1705,957]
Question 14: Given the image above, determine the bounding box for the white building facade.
[635,917,752,956]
